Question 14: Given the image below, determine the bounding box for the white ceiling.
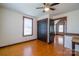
[0,3,79,18]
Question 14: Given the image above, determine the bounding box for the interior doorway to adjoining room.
[54,17,67,46]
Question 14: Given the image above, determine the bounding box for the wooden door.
[49,19,55,43]
[37,19,48,42]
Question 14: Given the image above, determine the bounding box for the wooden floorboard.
[0,36,79,56]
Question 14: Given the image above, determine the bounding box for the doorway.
[54,17,67,46]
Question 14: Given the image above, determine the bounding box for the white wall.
[53,9,79,51]
[0,7,37,47]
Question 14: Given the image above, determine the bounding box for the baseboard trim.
[0,39,36,48]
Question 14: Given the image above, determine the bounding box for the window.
[59,25,63,32]
[23,16,33,36]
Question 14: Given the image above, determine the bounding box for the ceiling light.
[44,7,50,12]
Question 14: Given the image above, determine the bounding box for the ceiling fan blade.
[50,8,55,10]
[50,3,59,6]
[36,7,43,9]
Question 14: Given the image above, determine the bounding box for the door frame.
[53,16,67,36]
[53,16,67,47]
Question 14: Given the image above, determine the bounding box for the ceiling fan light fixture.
[44,7,50,12]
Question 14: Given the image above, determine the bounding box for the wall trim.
[66,33,79,36]
[0,39,36,48]
[56,33,79,36]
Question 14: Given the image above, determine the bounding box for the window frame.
[23,16,33,37]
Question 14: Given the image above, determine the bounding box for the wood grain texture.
[0,36,79,56]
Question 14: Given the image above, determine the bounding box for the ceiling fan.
[36,3,60,12]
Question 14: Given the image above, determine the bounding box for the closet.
[37,18,48,42]
[37,18,55,43]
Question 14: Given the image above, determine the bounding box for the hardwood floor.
[0,36,79,56]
